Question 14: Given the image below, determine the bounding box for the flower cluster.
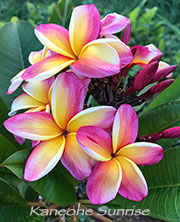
[4,4,179,204]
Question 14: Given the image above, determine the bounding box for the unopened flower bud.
[133,61,159,92]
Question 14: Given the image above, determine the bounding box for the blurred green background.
[0,0,179,75]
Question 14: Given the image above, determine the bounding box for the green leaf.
[0,178,27,206]
[3,150,77,206]
[0,178,44,221]
[129,0,147,25]
[139,7,157,24]
[138,100,180,136]
[143,76,180,113]
[2,150,29,179]
[0,206,44,222]
[0,21,42,107]
[157,138,180,150]
[30,171,76,206]
[109,145,180,222]
[129,6,141,25]
[0,168,21,187]
[0,95,30,148]
[0,97,15,140]
[0,135,23,186]
[48,0,74,28]
[0,135,17,162]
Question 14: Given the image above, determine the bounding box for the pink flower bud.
[140,79,174,100]
[121,22,131,45]
[151,65,177,82]
[140,127,180,142]
[133,61,159,92]
[161,127,180,138]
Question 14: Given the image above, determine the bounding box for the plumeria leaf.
[0,135,17,162]
[0,21,42,107]
[48,0,74,28]
[0,98,29,148]
[2,150,77,206]
[0,178,27,206]
[0,168,21,187]
[143,76,180,113]
[0,206,45,222]
[108,144,180,222]
[157,138,180,150]
[0,135,22,187]
[138,100,180,136]
[0,178,44,222]
[0,97,15,140]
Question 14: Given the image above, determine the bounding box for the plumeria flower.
[129,44,176,78]
[8,69,90,116]
[9,76,54,116]
[7,47,54,94]
[130,44,162,66]
[21,4,132,81]
[9,75,54,145]
[100,13,131,45]
[4,72,116,181]
[77,104,163,204]
[100,13,130,36]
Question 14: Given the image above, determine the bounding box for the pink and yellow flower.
[9,76,54,116]
[21,4,132,81]
[7,47,54,94]
[4,72,116,181]
[77,104,163,204]
[129,44,176,78]
[100,13,130,36]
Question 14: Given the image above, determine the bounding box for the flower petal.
[14,135,25,145]
[161,127,180,138]
[51,71,85,129]
[9,93,45,116]
[121,22,131,45]
[117,142,163,165]
[67,106,116,133]
[130,44,162,66]
[100,13,130,36]
[4,112,61,141]
[132,61,159,92]
[25,106,46,113]
[24,136,65,181]
[35,24,75,59]
[69,4,101,56]
[68,69,91,93]
[7,69,25,95]
[28,49,44,65]
[22,54,75,81]
[87,159,122,204]
[61,133,94,180]
[112,104,138,153]
[108,38,133,68]
[22,76,54,104]
[116,157,148,201]
[152,62,177,81]
[32,140,40,148]
[77,126,112,161]
[72,39,120,78]
[140,79,174,100]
